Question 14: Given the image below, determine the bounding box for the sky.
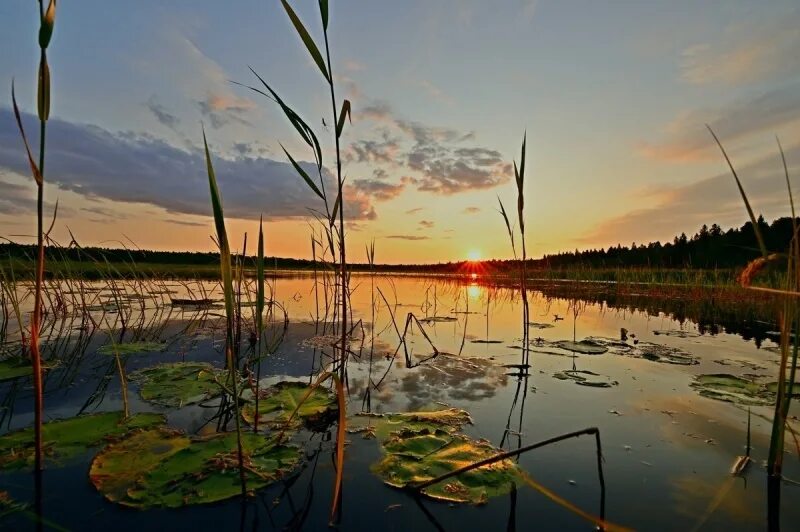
[1,0,799,263]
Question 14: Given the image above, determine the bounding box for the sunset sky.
[1,0,799,263]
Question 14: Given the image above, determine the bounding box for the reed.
[9,0,57,475]
[202,130,247,496]
[709,127,799,479]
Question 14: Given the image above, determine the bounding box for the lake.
[0,273,797,530]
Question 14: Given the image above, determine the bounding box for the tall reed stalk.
[202,130,246,496]
[709,127,799,479]
[10,0,57,474]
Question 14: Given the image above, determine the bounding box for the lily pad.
[553,340,608,355]
[129,362,223,407]
[90,428,301,508]
[372,430,523,504]
[241,381,338,430]
[349,407,473,441]
[0,358,34,381]
[0,411,164,470]
[418,316,458,324]
[97,342,164,356]
[691,374,797,406]
[552,369,618,388]
[586,337,698,365]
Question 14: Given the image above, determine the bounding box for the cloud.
[343,60,366,72]
[679,11,800,86]
[418,220,435,229]
[580,141,800,247]
[145,96,180,130]
[0,109,377,222]
[352,102,508,195]
[405,207,423,215]
[462,206,480,214]
[638,83,800,162]
[346,132,400,164]
[167,219,207,227]
[350,179,405,201]
[406,146,511,194]
[522,0,538,22]
[0,176,39,216]
[386,235,430,241]
[197,93,256,129]
[414,80,454,105]
[359,103,393,122]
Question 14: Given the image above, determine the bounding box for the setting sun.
[466,249,481,261]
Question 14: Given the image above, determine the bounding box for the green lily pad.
[97,342,164,356]
[90,428,301,508]
[0,358,34,381]
[242,381,338,430]
[129,362,223,407]
[89,427,190,504]
[552,369,618,388]
[691,374,797,405]
[585,337,698,365]
[372,430,523,504]
[0,411,164,470]
[349,407,473,441]
[553,340,608,355]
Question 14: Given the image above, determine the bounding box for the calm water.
[0,273,797,530]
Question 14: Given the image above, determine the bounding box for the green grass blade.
[330,181,343,224]
[280,0,330,82]
[707,125,768,257]
[280,144,324,200]
[257,216,265,336]
[336,99,351,138]
[11,81,43,185]
[202,129,234,328]
[249,67,323,169]
[37,55,50,122]
[498,196,516,258]
[319,0,329,30]
[38,0,56,49]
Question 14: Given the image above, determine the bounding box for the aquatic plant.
[202,130,247,495]
[10,0,58,474]
[708,127,799,482]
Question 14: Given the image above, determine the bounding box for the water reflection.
[0,274,797,530]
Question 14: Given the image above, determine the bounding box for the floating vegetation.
[97,341,164,356]
[586,337,699,365]
[170,298,216,307]
[90,428,301,508]
[553,340,608,355]
[527,322,554,329]
[0,412,164,470]
[653,329,701,338]
[691,374,796,406]
[470,339,504,344]
[553,369,618,388]
[0,358,34,381]
[242,381,338,430]
[418,316,458,324]
[129,362,224,407]
[372,429,524,504]
[349,407,473,441]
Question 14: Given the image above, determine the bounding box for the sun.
[466,249,481,261]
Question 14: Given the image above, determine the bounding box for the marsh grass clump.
[708,127,799,483]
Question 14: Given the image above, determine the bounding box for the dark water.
[0,274,797,530]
